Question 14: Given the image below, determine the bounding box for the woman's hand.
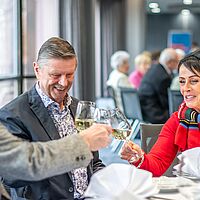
[120,140,144,164]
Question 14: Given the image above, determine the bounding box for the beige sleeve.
[0,124,93,181]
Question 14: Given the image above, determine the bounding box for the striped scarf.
[175,102,200,151]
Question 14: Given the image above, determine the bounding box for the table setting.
[83,147,200,200]
[74,101,200,200]
[84,163,200,200]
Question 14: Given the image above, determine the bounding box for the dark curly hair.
[178,49,200,76]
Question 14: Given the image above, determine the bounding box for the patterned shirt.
[35,83,88,199]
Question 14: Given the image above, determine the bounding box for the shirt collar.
[35,82,72,108]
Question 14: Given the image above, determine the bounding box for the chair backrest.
[140,123,163,154]
[107,85,116,99]
[168,89,183,115]
[106,86,117,106]
[140,123,178,177]
[95,97,116,110]
[120,87,143,121]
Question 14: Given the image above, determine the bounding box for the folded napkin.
[173,147,200,178]
[84,163,158,200]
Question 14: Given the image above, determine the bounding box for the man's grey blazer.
[0,85,105,200]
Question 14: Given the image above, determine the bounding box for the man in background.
[0,37,108,200]
[138,48,178,123]
[170,48,186,90]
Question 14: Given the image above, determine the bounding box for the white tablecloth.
[150,176,200,200]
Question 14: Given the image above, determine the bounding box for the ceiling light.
[183,0,192,5]
[151,8,160,13]
[149,3,159,9]
[181,9,191,15]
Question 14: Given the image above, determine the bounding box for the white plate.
[153,176,196,193]
[153,177,179,193]
[173,170,200,181]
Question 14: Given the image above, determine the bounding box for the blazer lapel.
[28,86,60,140]
[69,97,79,120]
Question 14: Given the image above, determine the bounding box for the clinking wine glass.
[94,108,111,125]
[109,108,132,141]
[75,101,96,132]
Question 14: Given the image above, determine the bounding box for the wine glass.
[109,108,132,141]
[94,108,111,125]
[75,101,96,132]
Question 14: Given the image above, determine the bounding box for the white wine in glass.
[111,128,131,140]
[75,101,96,132]
[109,108,132,140]
[75,118,94,132]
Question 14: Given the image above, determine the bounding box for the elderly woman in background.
[129,53,152,89]
[120,49,200,177]
[107,50,133,111]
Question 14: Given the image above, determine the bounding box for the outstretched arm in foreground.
[0,123,112,181]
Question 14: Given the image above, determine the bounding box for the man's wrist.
[79,132,91,150]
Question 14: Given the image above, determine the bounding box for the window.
[0,0,59,108]
[0,0,19,107]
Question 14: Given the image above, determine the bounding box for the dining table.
[148,176,200,200]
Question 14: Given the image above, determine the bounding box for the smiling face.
[179,65,200,112]
[34,57,77,108]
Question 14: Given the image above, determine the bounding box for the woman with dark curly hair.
[121,49,200,177]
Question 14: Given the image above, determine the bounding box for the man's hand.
[79,124,112,151]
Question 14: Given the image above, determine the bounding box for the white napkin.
[173,147,200,178]
[84,163,159,200]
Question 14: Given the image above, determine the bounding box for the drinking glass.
[94,108,111,125]
[75,101,96,132]
[109,108,132,140]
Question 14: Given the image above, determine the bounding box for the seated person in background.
[170,48,186,90]
[120,49,200,177]
[107,50,133,111]
[0,37,106,200]
[151,50,161,66]
[129,53,151,89]
[138,48,179,124]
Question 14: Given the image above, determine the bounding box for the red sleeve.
[139,113,179,176]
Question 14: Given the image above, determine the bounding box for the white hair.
[175,49,185,60]
[159,48,177,66]
[110,51,130,69]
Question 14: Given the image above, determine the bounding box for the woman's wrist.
[128,151,145,168]
[136,153,144,168]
